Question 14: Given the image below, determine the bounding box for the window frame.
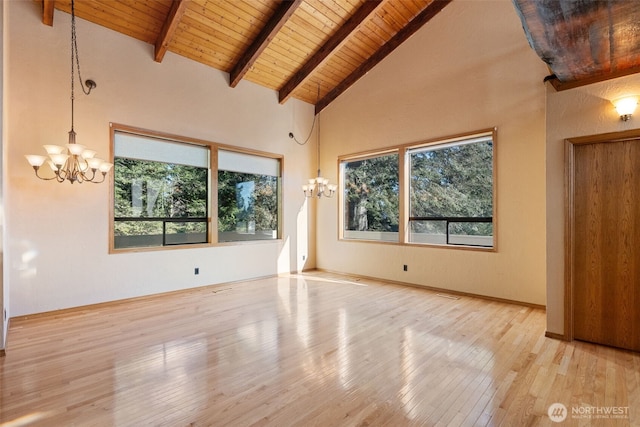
[109,123,283,253]
[216,147,283,244]
[338,148,400,243]
[338,128,497,251]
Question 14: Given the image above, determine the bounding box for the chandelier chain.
[71,0,91,103]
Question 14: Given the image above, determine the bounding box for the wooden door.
[571,138,640,352]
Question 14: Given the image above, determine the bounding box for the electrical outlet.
[403,265,408,272]
[194,267,199,275]
[302,255,306,261]
[3,309,6,321]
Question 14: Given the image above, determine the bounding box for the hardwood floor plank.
[1,271,638,426]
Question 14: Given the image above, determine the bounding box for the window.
[339,129,496,249]
[341,152,399,242]
[113,131,210,249]
[409,133,494,248]
[217,150,281,242]
[110,125,283,251]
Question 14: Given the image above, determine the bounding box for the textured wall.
[545,74,640,334]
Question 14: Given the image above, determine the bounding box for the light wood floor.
[1,272,638,426]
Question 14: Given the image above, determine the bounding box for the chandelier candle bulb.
[25,155,47,167]
[50,153,69,167]
[66,144,86,155]
[81,150,96,159]
[86,158,103,170]
[43,145,65,155]
[99,162,113,173]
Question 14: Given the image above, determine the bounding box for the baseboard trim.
[9,273,282,324]
[545,331,568,341]
[312,268,546,310]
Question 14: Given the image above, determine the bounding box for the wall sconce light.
[613,96,638,121]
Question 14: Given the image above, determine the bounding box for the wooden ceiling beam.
[278,0,383,104]
[315,0,452,114]
[155,0,189,63]
[548,65,640,91]
[43,0,55,26]
[229,0,303,88]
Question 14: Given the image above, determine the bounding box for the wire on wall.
[288,83,321,146]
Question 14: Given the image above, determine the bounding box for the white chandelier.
[303,175,337,198]
[25,0,112,184]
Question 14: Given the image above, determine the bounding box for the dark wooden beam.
[229,0,303,88]
[548,65,640,91]
[154,0,189,63]
[315,0,452,114]
[278,0,383,104]
[43,0,55,26]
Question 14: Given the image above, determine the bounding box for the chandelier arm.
[76,167,85,184]
[83,168,99,183]
[87,172,108,184]
[32,167,61,181]
[57,158,71,182]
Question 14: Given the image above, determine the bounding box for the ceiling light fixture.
[613,96,638,121]
[25,0,112,184]
[300,113,337,198]
[289,84,336,198]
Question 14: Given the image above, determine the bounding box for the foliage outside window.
[342,152,399,242]
[217,150,281,242]
[111,127,283,251]
[113,131,209,249]
[340,130,495,249]
[409,134,494,248]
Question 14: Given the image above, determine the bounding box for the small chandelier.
[25,0,112,184]
[303,174,337,198]
[290,103,336,198]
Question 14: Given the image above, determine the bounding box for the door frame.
[564,128,640,341]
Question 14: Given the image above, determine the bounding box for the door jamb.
[564,129,640,341]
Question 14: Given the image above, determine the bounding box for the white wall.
[5,1,316,316]
[545,74,640,335]
[316,0,548,305]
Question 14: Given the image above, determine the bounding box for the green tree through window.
[409,136,493,246]
[340,131,495,247]
[217,171,278,241]
[343,153,399,242]
[114,158,208,248]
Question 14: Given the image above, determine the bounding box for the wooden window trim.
[338,128,497,252]
[109,123,284,254]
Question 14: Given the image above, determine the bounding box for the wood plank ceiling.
[512,0,640,91]
[41,0,451,113]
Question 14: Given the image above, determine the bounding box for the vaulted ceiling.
[40,0,640,110]
[41,0,451,113]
